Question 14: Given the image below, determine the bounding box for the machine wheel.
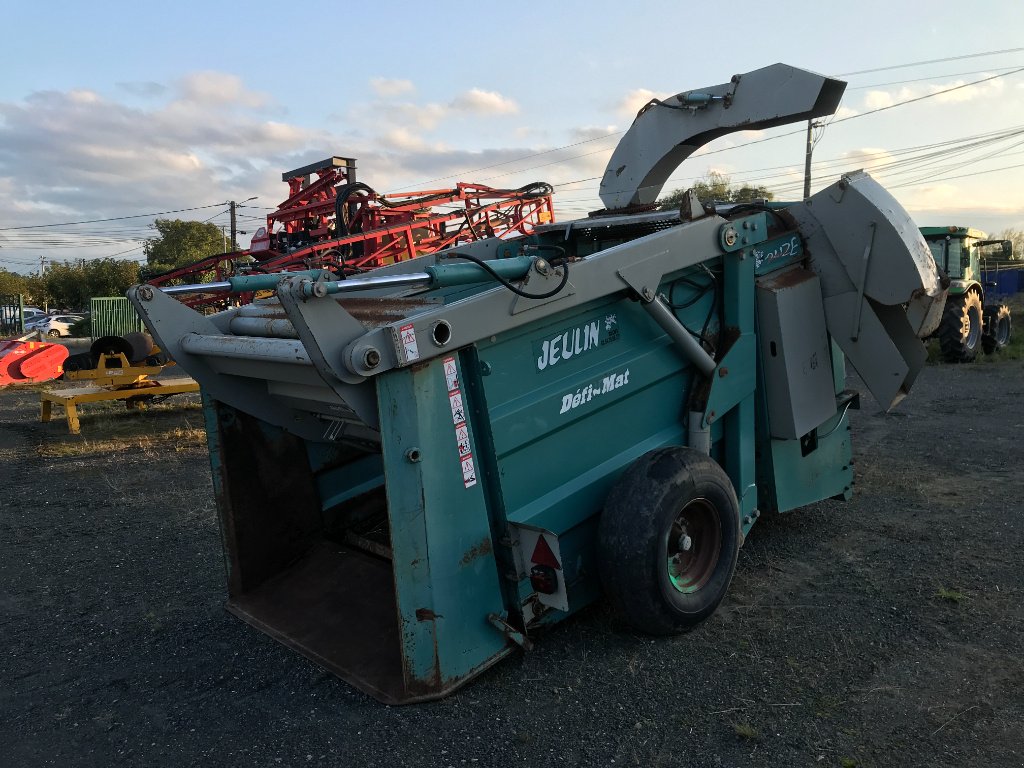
[937,289,983,363]
[46,329,61,338]
[598,446,740,635]
[982,304,1012,354]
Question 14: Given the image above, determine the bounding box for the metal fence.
[1,294,26,336]
[90,297,144,339]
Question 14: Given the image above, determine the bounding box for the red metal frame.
[147,157,554,309]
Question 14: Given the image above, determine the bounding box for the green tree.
[41,259,139,310]
[658,171,774,209]
[0,268,33,301]
[995,228,1024,260]
[143,219,227,277]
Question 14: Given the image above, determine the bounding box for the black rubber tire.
[982,304,1012,355]
[937,290,983,363]
[46,329,61,338]
[62,352,96,376]
[598,446,740,636]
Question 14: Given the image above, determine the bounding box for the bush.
[69,317,91,338]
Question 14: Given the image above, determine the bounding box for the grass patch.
[732,721,760,741]
[935,586,966,604]
[840,758,858,768]
[38,399,205,458]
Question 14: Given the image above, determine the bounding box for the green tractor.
[920,226,1013,362]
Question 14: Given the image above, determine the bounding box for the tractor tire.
[982,304,1012,355]
[598,446,740,636]
[937,289,983,363]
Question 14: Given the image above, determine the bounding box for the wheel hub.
[667,498,723,594]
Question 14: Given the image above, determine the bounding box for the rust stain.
[339,297,437,327]
[459,536,493,567]
[415,608,441,621]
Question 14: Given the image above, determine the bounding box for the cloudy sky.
[2,0,1023,273]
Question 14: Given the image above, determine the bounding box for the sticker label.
[534,313,619,372]
[559,368,630,415]
[455,423,471,457]
[448,390,465,424]
[399,322,419,362]
[443,356,459,392]
[461,455,477,488]
[441,357,476,488]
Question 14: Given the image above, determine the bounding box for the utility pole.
[229,196,257,252]
[803,120,814,200]
[803,119,823,200]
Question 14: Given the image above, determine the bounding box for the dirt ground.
[1,353,1022,768]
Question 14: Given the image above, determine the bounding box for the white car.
[33,314,85,337]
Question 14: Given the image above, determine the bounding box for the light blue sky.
[2,0,1023,272]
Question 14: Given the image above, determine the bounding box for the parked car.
[33,314,85,337]
[21,308,47,326]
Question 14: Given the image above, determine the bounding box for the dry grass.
[37,398,205,458]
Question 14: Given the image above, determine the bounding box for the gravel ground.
[1,357,1022,767]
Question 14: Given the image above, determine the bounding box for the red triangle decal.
[531,535,561,570]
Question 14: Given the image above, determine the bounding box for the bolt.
[742,221,750,230]
[362,347,381,369]
[718,367,729,378]
[743,515,753,526]
[137,286,154,301]
[312,281,328,298]
[405,447,422,463]
[642,287,655,302]
[679,534,692,552]
[534,258,551,276]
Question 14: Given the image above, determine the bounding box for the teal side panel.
[765,336,853,513]
[768,414,852,512]
[376,355,510,693]
[478,296,691,537]
[719,248,758,525]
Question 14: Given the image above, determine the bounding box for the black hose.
[450,246,569,300]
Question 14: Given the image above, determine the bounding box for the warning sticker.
[455,423,471,457]
[461,454,477,488]
[443,356,458,392]
[448,390,465,424]
[399,322,419,362]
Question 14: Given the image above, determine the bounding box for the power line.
[836,47,1024,77]
[0,202,230,231]
[846,65,1024,90]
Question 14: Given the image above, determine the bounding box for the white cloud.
[369,78,415,98]
[177,72,268,108]
[450,88,518,115]
[834,106,859,120]
[863,76,1006,112]
[615,88,667,119]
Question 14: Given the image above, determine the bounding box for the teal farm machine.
[130,64,946,704]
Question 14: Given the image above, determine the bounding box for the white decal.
[461,455,477,488]
[535,314,616,371]
[400,322,419,362]
[449,390,465,424]
[752,235,800,269]
[559,368,631,415]
[455,423,471,457]
[443,356,459,392]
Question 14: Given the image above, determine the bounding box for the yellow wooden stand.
[40,380,200,434]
